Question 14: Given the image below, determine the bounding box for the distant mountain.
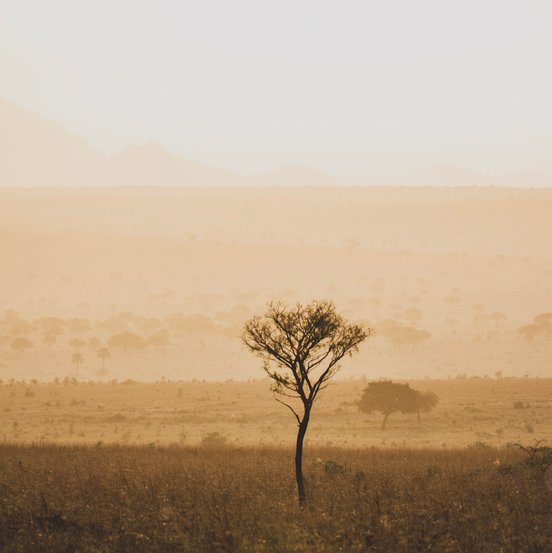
[0,98,346,187]
[0,98,241,187]
[104,142,238,186]
[1,97,551,187]
[0,97,102,186]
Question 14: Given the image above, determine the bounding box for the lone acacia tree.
[358,381,438,429]
[242,300,370,505]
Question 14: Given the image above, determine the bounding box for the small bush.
[200,431,228,447]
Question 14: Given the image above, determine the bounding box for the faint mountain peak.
[0,97,102,186]
[107,141,235,186]
[3,96,551,188]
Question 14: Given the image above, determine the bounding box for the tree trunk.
[381,412,390,430]
[295,410,310,506]
[417,408,421,423]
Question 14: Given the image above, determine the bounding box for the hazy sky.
[1,0,551,179]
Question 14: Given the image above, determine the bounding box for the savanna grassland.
[1,186,552,551]
[1,443,551,553]
[1,378,551,551]
[1,378,552,448]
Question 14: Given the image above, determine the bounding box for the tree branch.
[274,396,301,425]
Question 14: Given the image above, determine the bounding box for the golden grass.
[0,443,550,552]
[1,378,551,448]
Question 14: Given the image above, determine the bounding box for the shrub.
[200,431,228,447]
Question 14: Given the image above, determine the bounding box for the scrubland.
[1,378,552,448]
[1,186,552,551]
[1,442,551,552]
[2,378,551,551]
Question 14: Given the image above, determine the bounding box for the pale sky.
[1,0,551,179]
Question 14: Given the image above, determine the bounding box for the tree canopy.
[358,380,438,429]
[518,312,552,341]
[108,331,147,351]
[243,300,369,419]
[11,337,33,353]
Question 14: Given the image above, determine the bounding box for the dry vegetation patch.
[1,378,551,448]
[0,443,550,552]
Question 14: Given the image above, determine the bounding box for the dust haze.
[2,2,552,547]
[1,185,550,383]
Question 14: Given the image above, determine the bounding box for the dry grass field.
[2,378,551,552]
[1,443,551,552]
[1,378,551,449]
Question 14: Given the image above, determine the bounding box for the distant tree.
[7,318,32,337]
[108,331,147,351]
[97,347,111,371]
[243,300,370,505]
[72,352,84,376]
[518,313,552,341]
[518,325,538,341]
[69,338,86,351]
[358,381,438,429]
[68,318,91,335]
[97,313,129,334]
[42,331,57,348]
[416,388,439,422]
[138,317,164,335]
[377,320,431,348]
[11,337,33,353]
[534,313,552,327]
[35,317,64,336]
[147,329,171,348]
[88,337,101,349]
